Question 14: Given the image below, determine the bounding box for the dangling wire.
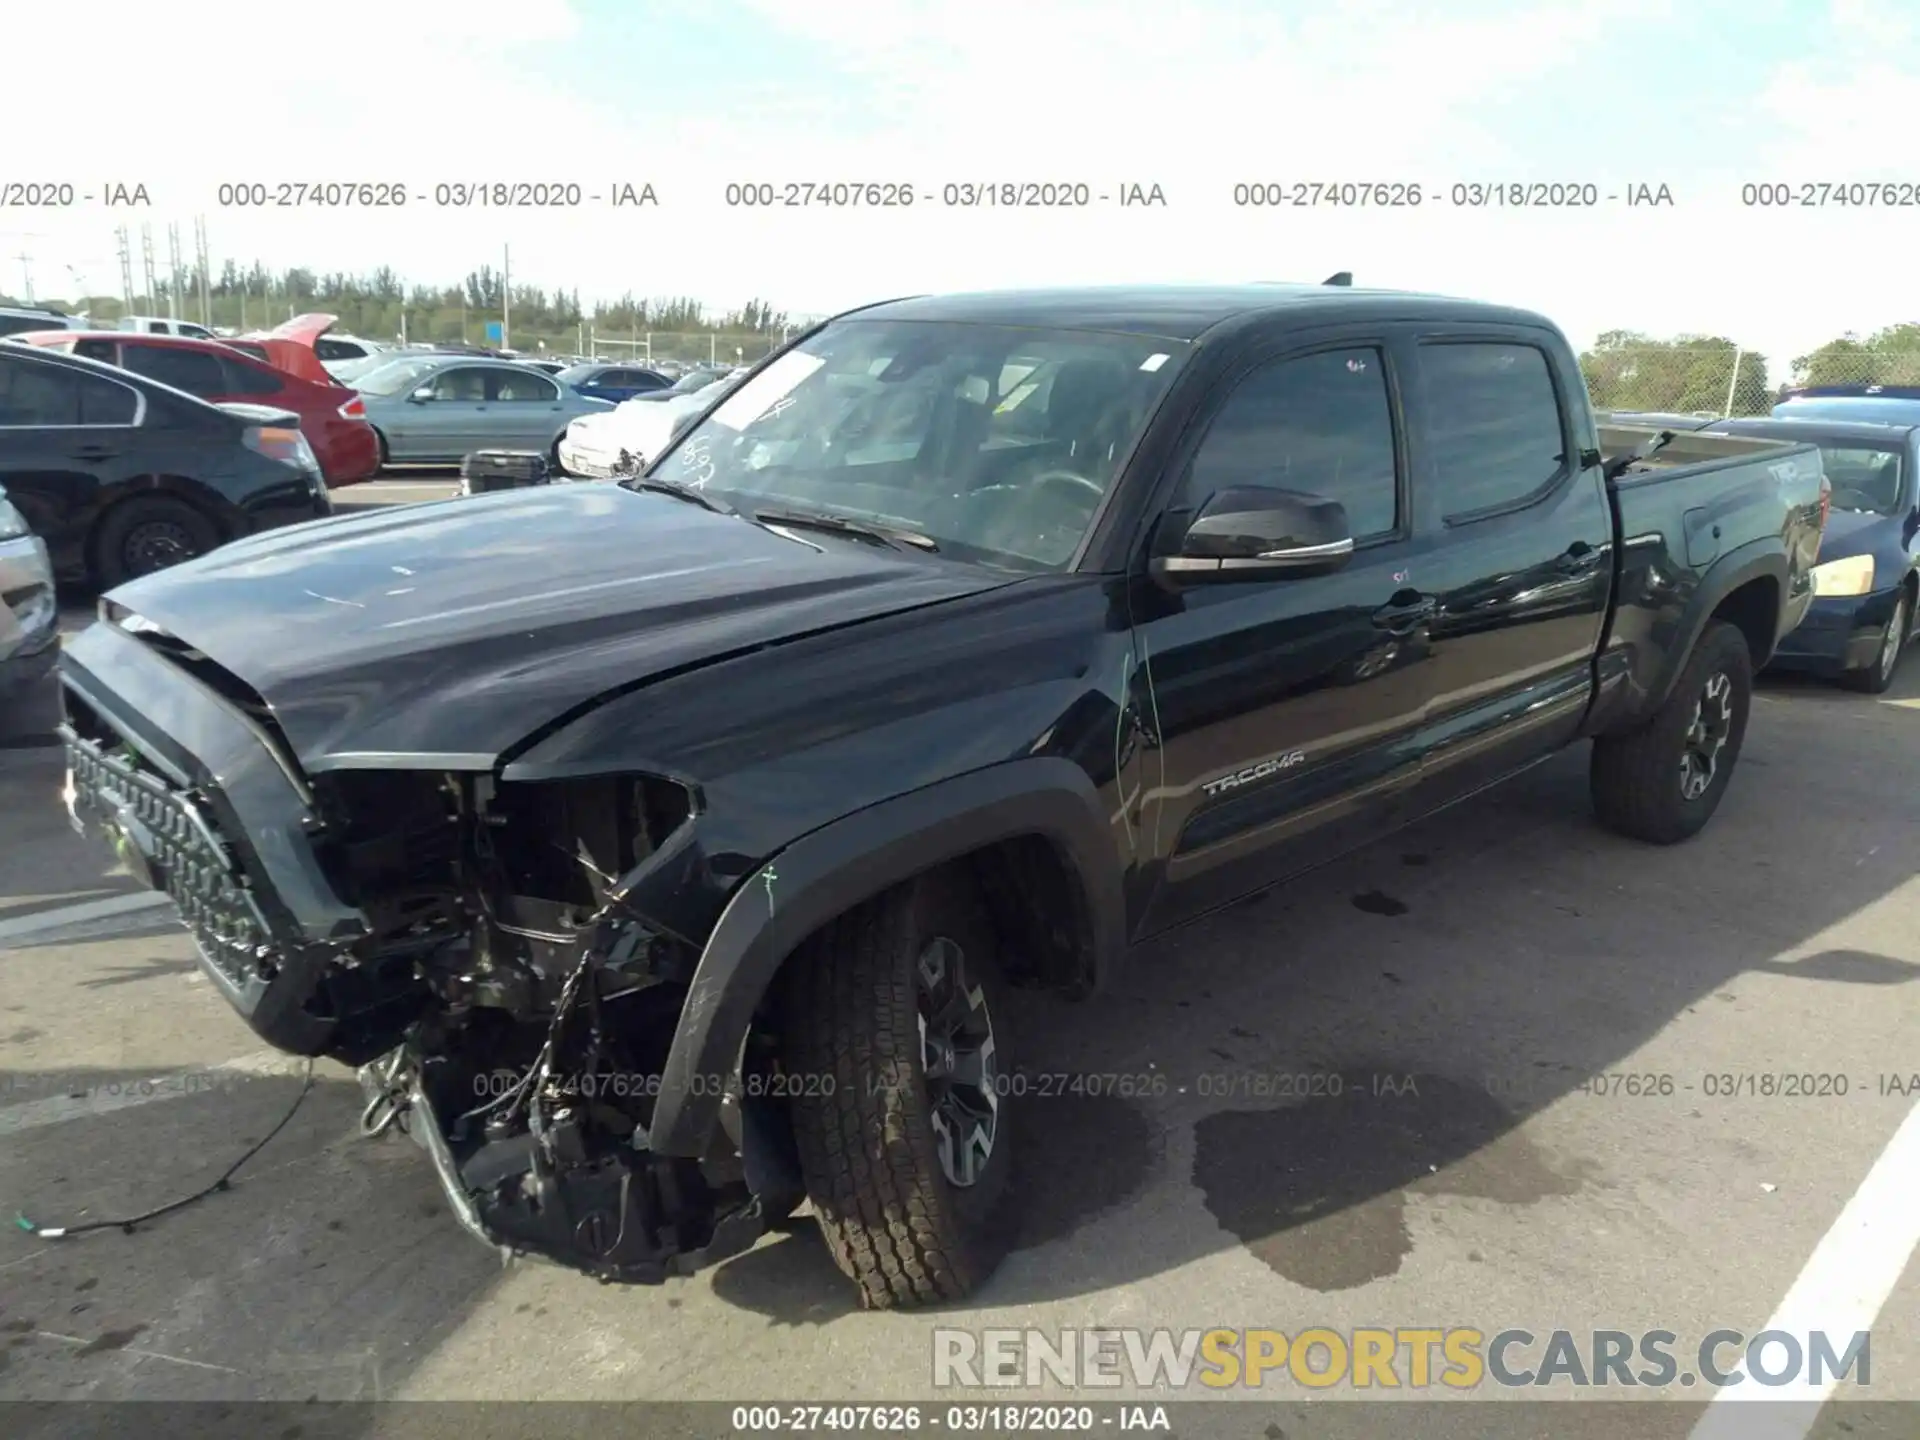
[15,1059,316,1240]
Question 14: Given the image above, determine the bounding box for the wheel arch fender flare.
[1644,540,1786,716]
[646,757,1124,1157]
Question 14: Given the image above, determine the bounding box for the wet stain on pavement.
[1,1027,45,1045]
[1193,1069,1583,1291]
[1352,890,1409,917]
[76,1324,147,1355]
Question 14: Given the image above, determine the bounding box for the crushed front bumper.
[56,618,793,1281]
[1766,590,1901,675]
[354,1053,778,1282]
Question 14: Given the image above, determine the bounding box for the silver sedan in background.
[354,355,615,467]
[0,486,58,694]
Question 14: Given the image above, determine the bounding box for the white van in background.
[117,315,218,339]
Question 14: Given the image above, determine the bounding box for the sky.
[5,0,1916,366]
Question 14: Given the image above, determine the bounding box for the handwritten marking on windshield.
[303,589,365,608]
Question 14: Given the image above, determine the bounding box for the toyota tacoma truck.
[56,283,1828,1308]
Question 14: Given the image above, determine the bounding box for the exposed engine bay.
[61,687,802,1281]
[320,769,805,1280]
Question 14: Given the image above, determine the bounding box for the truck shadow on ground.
[2,672,1917,1401]
[711,675,1920,1320]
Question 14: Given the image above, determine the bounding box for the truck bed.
[1597,424,1817,482]
[1587,422,1828,735]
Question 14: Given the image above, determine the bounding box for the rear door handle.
[73,444,118,461]
[1372,595,1437,633]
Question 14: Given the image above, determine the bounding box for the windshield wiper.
[621,476,734,514]
[752,506,939,553]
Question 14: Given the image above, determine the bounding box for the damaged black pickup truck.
[57,283,1828,1309]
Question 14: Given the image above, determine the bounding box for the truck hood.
[102,485,1013,771]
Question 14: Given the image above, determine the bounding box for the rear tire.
[1591,619,1753,844]
[92,496,222,590]
[782,869,1017,1310]
[1845,589,1910,694]
[371,429,390,476]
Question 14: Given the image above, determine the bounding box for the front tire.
[1591,619,1753,844]
[1845,588,1910,694]
[782,869,1016,1309]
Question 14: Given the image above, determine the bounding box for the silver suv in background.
[0,306,89,339]
[0,486,58,693]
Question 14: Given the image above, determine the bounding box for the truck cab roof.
[853,283,1555,342]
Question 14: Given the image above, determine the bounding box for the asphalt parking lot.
[0,478,1916,1436]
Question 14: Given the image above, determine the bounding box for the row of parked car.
[0,304,758,692]
[0,307,743,569]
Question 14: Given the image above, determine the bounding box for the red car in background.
[14,329,381,487]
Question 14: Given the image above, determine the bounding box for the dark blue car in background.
[1603,390,1920,692]
[553,362,672,403]
[1716,400,1920,691]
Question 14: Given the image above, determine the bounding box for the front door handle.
[1556,541,1602,575]
[1372,595,1436,633]
[73,444,118,461]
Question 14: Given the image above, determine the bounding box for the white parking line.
[0,1051,299,1137]
[0,890,172,946]
[1688,1095,1920,1437]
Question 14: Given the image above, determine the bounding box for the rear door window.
[121,344,229,397]
[1418,342,1569,520]
[219,357,286,397]
[0,353,138,426]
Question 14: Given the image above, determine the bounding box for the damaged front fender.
[647,757,1124,1157]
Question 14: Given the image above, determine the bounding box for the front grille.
[65,735,277,991]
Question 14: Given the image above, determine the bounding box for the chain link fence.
[1581,345,1920,418]
[578,329,810,368]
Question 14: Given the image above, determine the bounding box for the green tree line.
[1,260,803,359]
[1580,324,1920,416]
[5,264,1916,400]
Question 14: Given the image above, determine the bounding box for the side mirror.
[408,385,434,403]
[1150,485,1354,587]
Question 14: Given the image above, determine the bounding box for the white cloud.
[4,0,1915,368]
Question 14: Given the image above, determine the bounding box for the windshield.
[649,318,1187,571]
[355,356,448,396]
[1820,446,1905,515]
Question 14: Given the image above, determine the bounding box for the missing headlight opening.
[60,713,784,1283]
[299,767,786,1282]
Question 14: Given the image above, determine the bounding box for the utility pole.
[166,222,183,320]
[194,216,211,329]
[139,224,157,313]
[501,243,511,349]
[115,226,135,318]
[11,250,32,304]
